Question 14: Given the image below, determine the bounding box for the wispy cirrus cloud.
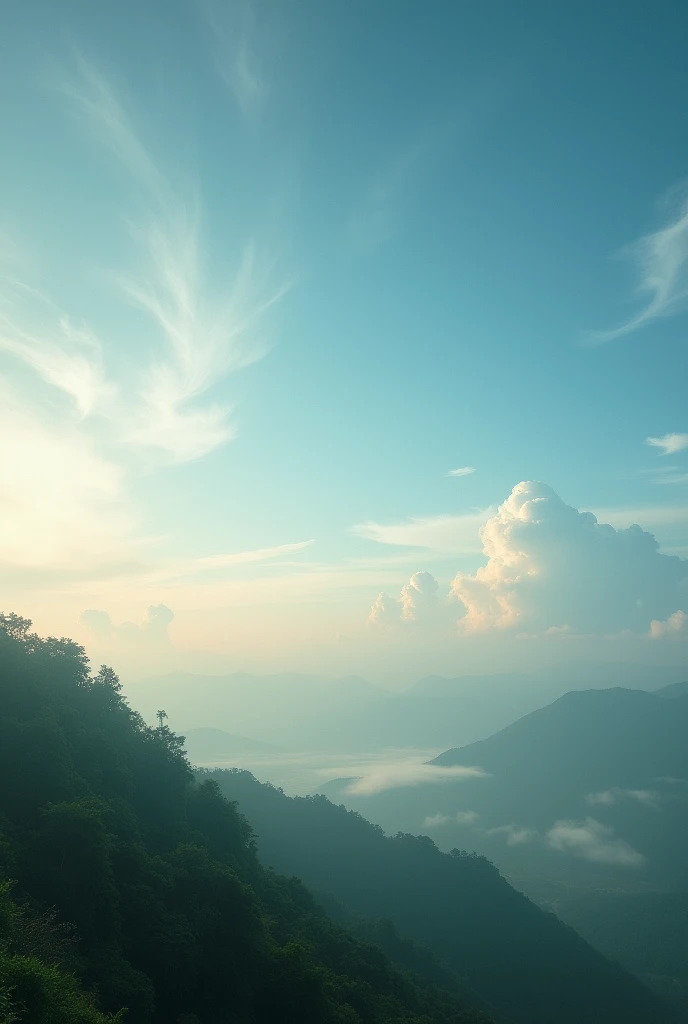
[3,54,285,464]
[656,474,688,486]
[201,0,267,120]
[344,762,487,797]
[61,53,286,462]
[352,508,491,553]
[646,432,688,455]
[447,466,476,478]
[116,539,316,589]
[590,503,688,529]
[423,809,479,828]
[586,787,662,808]
[0,52,287,578]
[591,190,688,342]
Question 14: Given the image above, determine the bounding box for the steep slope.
[207,767,682,1024]
[0,614,486,1024]
[432,686,688,784]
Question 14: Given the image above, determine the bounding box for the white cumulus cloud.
[450,481,687,634]
[368,570,443,628]
[649,609,687,639]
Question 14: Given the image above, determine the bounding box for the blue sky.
[1,0,687,681]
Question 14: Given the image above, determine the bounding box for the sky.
[1,0,687,686]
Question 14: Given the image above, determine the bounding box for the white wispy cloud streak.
[656,474,688,486]
[352,509,491,553]
[201,0,267,119]
[0,52,287,576]
[646,432,688,455]
[589,503,688,530]
[592,191,688,342]
[486,824,537,846]
[586,787,662,808]
[0,274,114,418]
[423,809,479,828]
[447,466,476,478]
[127,540,316,588]
[60,53,286,462]
[344,763,487,797]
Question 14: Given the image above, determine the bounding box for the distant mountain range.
[656,680,688,699]
[182,727,280,763]
[319,684,688,884]
[126,663,687,753]
[125,671,385,749]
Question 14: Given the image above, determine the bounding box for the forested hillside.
[0,614,487,1024]
[207,768,683,1024]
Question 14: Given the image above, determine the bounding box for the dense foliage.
[207,768,684,1024]
[0,614,486,1024]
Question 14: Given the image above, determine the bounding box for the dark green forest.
[0,614,487,1024]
